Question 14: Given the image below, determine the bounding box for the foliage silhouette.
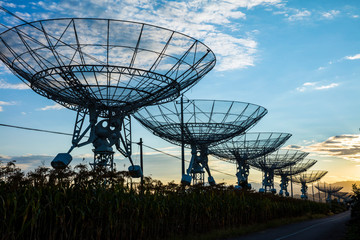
[0,161,333,240]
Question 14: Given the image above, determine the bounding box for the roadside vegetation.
[0,161,341,240]
[345,184,360,240]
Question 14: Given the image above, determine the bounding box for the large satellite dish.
[274,159,317,196]
[209,132,292,189]
[332,191,351,203]
[248,149,309,193]
[315,183,343,203]
[292,170,328,199]
[0,16,216,174]
[133,99,267,185]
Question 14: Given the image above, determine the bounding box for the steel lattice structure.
[292,170,328,199]
[333,192,351,203]
[209,132,291,189]
[274,159,317,196]
[248,149,309,193]
[315,183,343,203]
[133,99,267,185]
[0,15,216,173]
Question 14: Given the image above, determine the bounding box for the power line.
[142,143,182,160]
[0,123,73,137]
[0,123,235,178]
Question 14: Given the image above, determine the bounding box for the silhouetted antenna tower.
[315,183,343,203]
[209,132,291,189]
[274,159,317,196]
[0,8,216,175]
[292,170,328,199]
[133,99,267,185]
[249,149,308,193]
[333,191,350,203]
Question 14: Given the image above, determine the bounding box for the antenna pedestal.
[261,169,276,193]
[90,150,114,170]
[184,145,215,186]
[236,159,250,189]
[301,182,308,199]
[279,175,290,196]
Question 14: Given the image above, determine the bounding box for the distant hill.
[331,181,360,193]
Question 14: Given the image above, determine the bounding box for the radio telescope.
[274,159,317,196]
[0,16,216,175]
[333,192,351,203]
[315,183,343,203]
[248,149,309,193]
[209,132,291,189]
[133,99,267,185]
[292,170,328,199]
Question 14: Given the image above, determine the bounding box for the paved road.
[228,210,350,240]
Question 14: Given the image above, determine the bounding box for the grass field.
[0,161,346,240]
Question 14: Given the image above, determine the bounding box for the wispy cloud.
[0,154,11,160]
[298,135,360,163]
[345,53,360,60]
[0,101,16,105]
[0,154,95,172]
[285,145,302,150]
[0,79,28,90]
[287,9,311,21]
[296,82,339,92]
[0,63,12,75]
[0,1,26,8]
[132,146,181,157]
[72,153,93,160]
[0,100,16,112]
[38,103,64,111]
[321,10,340,19]
[23,0,283,71]
[315,83,339,90]
[0,154,48,171]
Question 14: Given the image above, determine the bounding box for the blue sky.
[0,0,360,190]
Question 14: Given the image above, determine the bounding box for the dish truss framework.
[209,132,291,189]
[248,149,309,193]
[133,99,267,185]
[274,159,317,196]
[333,192,351,203]
[0,14,216,175]
[292,170,328,199]
[315,183,343,203]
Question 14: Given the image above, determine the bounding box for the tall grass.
[0,161,331,240]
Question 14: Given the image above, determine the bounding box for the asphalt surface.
[228,210,351,240]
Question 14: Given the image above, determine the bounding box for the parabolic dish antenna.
[209,132,291,189]
[315,183,343,203]
[333,192,350,203]
[0,16,216,174]
[274,159,317,196]
[133,99,267,185]
[248,149,309,193]
[292,170,328,199]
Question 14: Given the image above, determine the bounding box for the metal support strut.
[279,175,290,196]
[301,182,308,199]
[235,158,251,189]
[181,145,215,186]
[260,169,276,194]
[51,110,142,178]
